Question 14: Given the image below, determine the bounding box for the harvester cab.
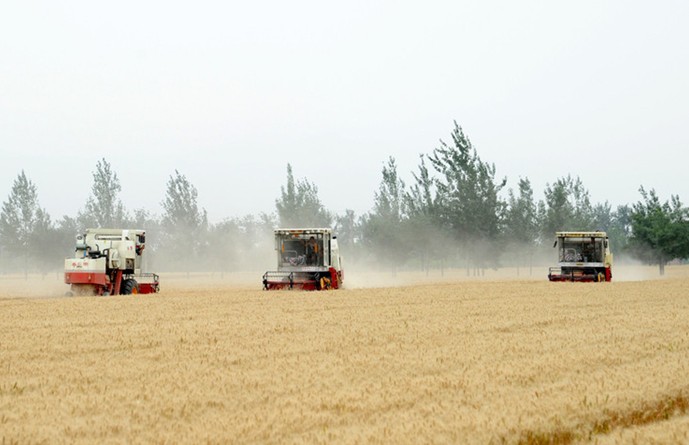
[548,231,612,282]
[262,228,344,290]
[64,228,160,296]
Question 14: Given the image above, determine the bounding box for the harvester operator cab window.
[559,237,604,263]
[560,238,583,262]
[281,245,304,266]
[563,248,581,262]
[277,232,325,268]
[306,236,319,265]
[581,239,603,263]
[135,233,146,256]
[279,238,306,267]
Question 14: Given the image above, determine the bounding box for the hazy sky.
[2,1,688,223]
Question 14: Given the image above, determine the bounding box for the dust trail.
[0,274,69,299]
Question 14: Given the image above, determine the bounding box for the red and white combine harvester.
[548,231,613,282]
[263,228,344,290]
[64,228,160,296]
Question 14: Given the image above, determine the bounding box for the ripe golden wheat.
[1,266,689,444]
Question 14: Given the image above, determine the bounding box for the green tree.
[207,219,240,276]
[334,209,358,252]
[51,215,80,267]
[503,178,538,274]
[0,171,52,275]
[591,202,632,255]
[538,175,594,242]
[79,158,127,228]
[160,170,208,270]
[275,164,332,227]
[629,187,689,275]
[127,208,161,271]
[372,157,405,223]
[235,213,277,271]
[361,157,408,271]
[162,170,207,231]
[405,156,437,221]
[427,122,506,272]
[404,155,449,274]
[205,214,279,276]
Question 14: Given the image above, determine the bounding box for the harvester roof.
[555,231,607,238]
[275,228,332,236]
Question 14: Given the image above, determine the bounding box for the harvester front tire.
[121,279,139,295]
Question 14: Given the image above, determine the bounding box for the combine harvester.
[64,228,160,296]
[263,228,344,290]
[548,231,613,282]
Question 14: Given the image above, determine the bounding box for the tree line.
[2,122,688,276]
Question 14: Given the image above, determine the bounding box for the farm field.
[1,266,689,444]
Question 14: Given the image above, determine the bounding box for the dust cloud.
[1,235,673,300]
[0,274,69,299]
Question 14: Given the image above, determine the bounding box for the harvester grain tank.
[548,231,612,282]
[64,228,160,296]
[263,228,344,290]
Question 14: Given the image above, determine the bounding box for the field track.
[1,266,689,444]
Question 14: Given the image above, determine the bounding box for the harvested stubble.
[1,267,689,444]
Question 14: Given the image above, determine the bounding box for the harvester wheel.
[121,279,139,295]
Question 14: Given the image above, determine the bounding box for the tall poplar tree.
[0,171,52,275]
[404,155,449,273]
[275,164,332,227]
[79,158,127,228]
[160,170,208,270]
[427,122,506,271]
[538,175,594,242]
[361,157,408,270]
[503,178,538,273]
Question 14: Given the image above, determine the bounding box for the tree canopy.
[79,158,126,228]
[361,157,408,270]
[425,122,506,271]
[538,175,593,242]
[159,170,208,268]
[275,164,332,228]
[428,122,506,241]
[1,122,688,276]
[630,187,689,275]
[0,171,52,274]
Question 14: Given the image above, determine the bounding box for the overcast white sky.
[2,1,688,223]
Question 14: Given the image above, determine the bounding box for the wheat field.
[1,266,689,444]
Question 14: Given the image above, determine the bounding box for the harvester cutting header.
[548,231,612,282]
[64,228,160,296]
[263,228,344,290]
